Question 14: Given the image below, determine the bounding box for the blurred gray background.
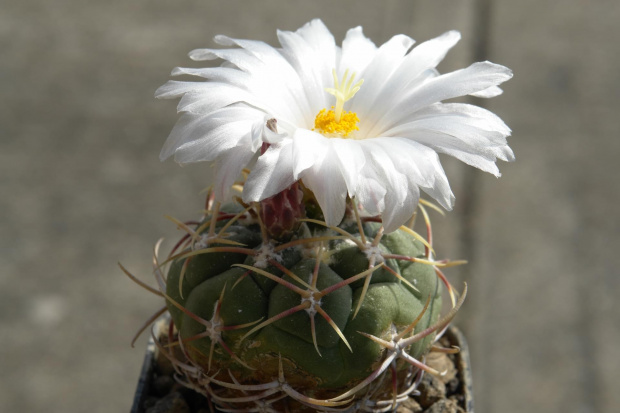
[2,0,619,412]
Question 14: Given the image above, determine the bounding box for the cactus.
[125,18,512,413]
[123,185,465,412]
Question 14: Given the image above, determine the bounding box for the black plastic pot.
[444,327,474,412]
[131,338,157,413]
[131,325,474,413]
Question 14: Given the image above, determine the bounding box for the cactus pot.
[131,320,473,413]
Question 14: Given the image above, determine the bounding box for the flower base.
[131,319,473,413]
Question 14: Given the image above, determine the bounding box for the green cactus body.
[159,201,448,411]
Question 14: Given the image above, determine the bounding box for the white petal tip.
[483,61,513,79]
[154,82,177,99]
[470,86,504,98]
[213,34,234,46]
[170,67,185,76]
[444,30,462,42]
[188,49,218,61]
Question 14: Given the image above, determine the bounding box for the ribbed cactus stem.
[124,192,465,412]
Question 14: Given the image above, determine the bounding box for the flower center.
[313,69,363,138]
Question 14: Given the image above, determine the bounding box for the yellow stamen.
[315,69,363,138]
[314,107,359,137]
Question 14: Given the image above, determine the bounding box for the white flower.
[157,19,513,232]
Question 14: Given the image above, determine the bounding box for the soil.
[133,331,470,413]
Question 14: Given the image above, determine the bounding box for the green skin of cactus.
[165,211,442,395]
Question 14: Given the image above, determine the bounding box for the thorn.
[234,264,310,295]
[310,316,322,357]
[130,306,167,347]
[239,302,310,342]
[316,306,352,352]
[397,225,434,255]
[207,202,221,238]
[431,345,461,354]
[300,218,365,249]
[164,215,197,237]
[371,225,384,247]
[419,199,445,216]
[417,203,433,258]
[178,257,190,300]
[119,262,163,296]
[273,235,349,253]
[216,205,252,239]
[395,294,432,341]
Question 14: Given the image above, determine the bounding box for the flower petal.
[167,107,264,164]
[395,130,505,176]
[277,20,336,111]
[407,103,512,135]
[299,149,349,227]
[250,120,264,152]
[399,30,461,85]
[330,138,366,196]
[360,31,461,132]
[383,103,514,175]
[243,141,297,202]
[213,143,256,200]
[387,138,454,210]
[155,81,259,116]
[370,61,513,135]
[339,26,377,74]
[357,140,413,232]
[349,34,415,116]
[211,35,313,125]
[188,47,261,70]
[291,129,329,179]
[355,168,386,217]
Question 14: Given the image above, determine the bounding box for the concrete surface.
[1,1,619,412]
